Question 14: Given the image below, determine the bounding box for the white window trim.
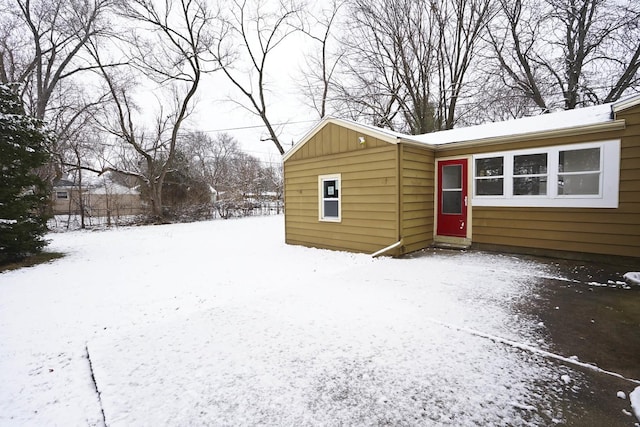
[318,174,342,222]
[472,140,620,208]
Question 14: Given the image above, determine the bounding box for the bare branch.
[212,0,303,155]
[488,0,640,111]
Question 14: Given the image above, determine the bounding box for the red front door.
[437,159,468,237]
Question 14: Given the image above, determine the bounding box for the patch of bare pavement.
[518,255,640,426]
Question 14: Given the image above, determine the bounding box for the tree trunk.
[149,181,164,222]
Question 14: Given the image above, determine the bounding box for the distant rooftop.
[53,175,139,195]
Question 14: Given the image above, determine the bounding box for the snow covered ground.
[0,215,637,425]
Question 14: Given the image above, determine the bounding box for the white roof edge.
[412,103,616,146]
[282,117,325,162]
[286,99,639,161]
[329,117,409,142]
[612,93,640,113]
[434,120,626,151]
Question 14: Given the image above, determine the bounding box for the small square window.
[476,178,503,196]
[319,174,341,222]
[514,153,547,175]
[324,180,338,198]
[559,148,600,173]
[476,157,504,177]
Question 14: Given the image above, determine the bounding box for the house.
[52,175,145,218]
[283,95,640,262]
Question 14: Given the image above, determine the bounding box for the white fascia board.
[283,117,414,162]
[612,94,640,114]
[433,121,626,152]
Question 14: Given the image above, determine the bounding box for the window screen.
[475,157,504,196]
[319,175,341,221]
[558,148,601,195]
[513,153,547,196]
[471,140,618,208]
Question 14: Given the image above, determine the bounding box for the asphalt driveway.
[507,254,640,426]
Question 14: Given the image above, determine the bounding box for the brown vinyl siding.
[285,124,399,253]
[619,109,640,225]
[288,122,391,162]
[472,207,639,256]
[400,145,435,253]
[285,103,639,260]
[437,105,640,259]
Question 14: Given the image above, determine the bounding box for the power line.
[182,119,318,134]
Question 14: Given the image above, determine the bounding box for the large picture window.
[319,174,341,221]
[472,140,620,208]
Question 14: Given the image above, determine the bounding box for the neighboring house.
[283,95,640,262]
[52,176,145,218]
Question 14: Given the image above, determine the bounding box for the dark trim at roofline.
[396,138,434,151]
[398,120,626,152]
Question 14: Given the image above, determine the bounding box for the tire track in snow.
[85,345,107,427]
[427,318,640,386]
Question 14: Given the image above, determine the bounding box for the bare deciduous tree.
[0,0,114,119]
[181,131,282,218]
[433,0,494,130]
[57,103,108,228]
[335,0,492,134]
[295,0,344,119]
[332,0,410,131]
[0,0,116,181]
[90,0,219,221]
[182,131,241,194]
[213,0,302,155]
[488,0,640,112]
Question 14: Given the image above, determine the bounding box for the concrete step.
[432,241,471,250]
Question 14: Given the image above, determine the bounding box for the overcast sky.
[183,24,322,165]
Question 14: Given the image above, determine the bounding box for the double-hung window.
[319,174,341,221]
[513,153,548,196]
[557,147,601,195]
[475,157,504,196]
[473,140,619,208]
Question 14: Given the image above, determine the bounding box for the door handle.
[464,196,468,206]
[460,221,464,229]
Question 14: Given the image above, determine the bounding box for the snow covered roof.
[285,94,640,158]
[53,174,140,195]
[406,103,615,146]
[91,183,140,195]
[53,179,75,188]
[417,94,640,147]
